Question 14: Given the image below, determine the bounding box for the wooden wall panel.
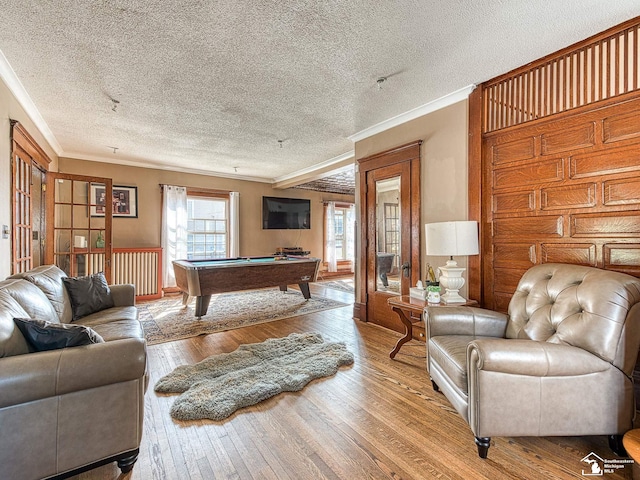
[481,94,640,311]
[493,158,564,189]
[493,216,563,238]
[541,183,596,210]
[604,178,640,205]
[571,212,640,237]
[541,243,597,266]
[603,110,640,143]
[493,243,536,268]
[493,191,535,214]
[491,138,535,164]
[540,122,596,155]
[604,244,640,274]
[570,145,640,178]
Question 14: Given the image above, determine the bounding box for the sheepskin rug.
[155,332,354,421]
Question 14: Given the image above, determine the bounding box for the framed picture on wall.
[90,184,138,218]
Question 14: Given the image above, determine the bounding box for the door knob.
[401,262,410,278]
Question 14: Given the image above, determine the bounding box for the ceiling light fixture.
[107,146,119,154]
[376,77,387,89]
[111,98,120,112]
[278,140,284,148]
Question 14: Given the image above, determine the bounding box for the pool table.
[172,256,321,317]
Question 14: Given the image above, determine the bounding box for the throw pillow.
[13,317,104,351]
[62,272,115,321]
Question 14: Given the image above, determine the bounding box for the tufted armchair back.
[506,263,640,375]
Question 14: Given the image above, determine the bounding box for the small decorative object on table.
[426,283,441,304]
[96,231,105,248]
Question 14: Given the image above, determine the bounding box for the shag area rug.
[155,332,354,421]
[139,289,348,345]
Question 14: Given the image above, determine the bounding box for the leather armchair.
[425,263,640,458]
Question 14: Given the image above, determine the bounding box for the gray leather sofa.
[425,263,640,458]
[0,265,147,479]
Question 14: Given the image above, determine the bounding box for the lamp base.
[441,291,467,304]
[437,262,467,305]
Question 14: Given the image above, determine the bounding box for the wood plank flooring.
[75,282,633,479]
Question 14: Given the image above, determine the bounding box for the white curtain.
[325,201,337,272]
[346,204,356,273]
[229,191,240,257]
[161,185,188,288]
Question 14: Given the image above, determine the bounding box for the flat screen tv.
[262,196,311,229]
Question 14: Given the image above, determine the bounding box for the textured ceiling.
[0,1,638,185]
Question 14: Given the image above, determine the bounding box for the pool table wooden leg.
[195,295,212,318]
[181,292,191,305]
[299,283,311,299]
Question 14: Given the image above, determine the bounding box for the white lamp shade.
[425,221,479,256]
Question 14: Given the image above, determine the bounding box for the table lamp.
[425,221,479,303]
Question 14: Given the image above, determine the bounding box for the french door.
[10,121,52,274]
[46,173,113,281]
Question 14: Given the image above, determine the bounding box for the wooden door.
[46,173,113,281]
[10,121,52,274]
[357,142,421,332]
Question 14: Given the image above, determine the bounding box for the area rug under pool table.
[138,288,349,345]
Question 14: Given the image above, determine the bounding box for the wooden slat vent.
[484,20,640,133]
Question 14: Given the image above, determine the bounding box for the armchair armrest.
[0,338,147,408]
[110,284,136,306]
[467,339,610,376]
[425,306,508,339]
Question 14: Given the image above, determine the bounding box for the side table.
[387,295,478,359]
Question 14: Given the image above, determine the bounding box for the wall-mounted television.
[262,196,311,229]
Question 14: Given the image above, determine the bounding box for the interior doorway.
[356,141,421,332]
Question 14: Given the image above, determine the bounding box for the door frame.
[355,141,421,325]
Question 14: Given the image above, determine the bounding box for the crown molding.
[348,84,476,143]
[61,152,274,184]
[0,50,62,154]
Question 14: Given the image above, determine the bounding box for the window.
[333,208,346,260]
[186,196,229,259]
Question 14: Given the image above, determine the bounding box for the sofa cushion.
[14,318,104,351]
[0,278,59,323]
[89,319,145,342]
[0,291,32,357]
[79,306,138,327]
[10,265,73,323]
[62,272,115,321]
[79,306,142,341]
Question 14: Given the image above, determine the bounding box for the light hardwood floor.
[76,283,632,480]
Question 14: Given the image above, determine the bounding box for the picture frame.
[90,184,138,218]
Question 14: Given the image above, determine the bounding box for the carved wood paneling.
[570,145,640,179]
[541,183,596,210]
[540,122,595,155]
[541,243,597,266]
[604,178,640,205]
[493,158,564,189]
[482,93,640,311]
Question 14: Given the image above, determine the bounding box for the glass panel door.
[47,174,113,281]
